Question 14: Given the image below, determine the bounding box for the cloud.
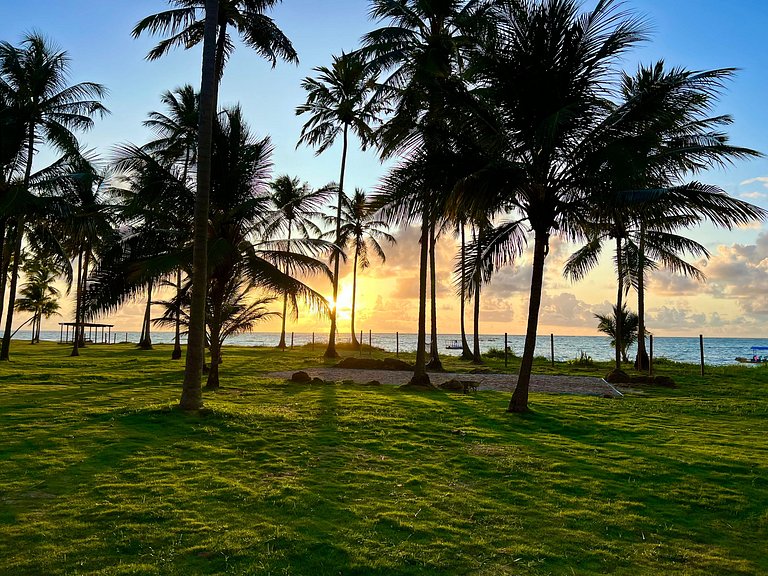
[739,176,768,188]
[740,191,767,200]
[539,292,609,331]
[694,231,768,315]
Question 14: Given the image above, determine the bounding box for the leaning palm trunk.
[427,222,442,370]
[1,125,35,361]
[509,231,549,413]
[180,0,218,410]
[409,215,431,387]
[350,246,360,349]
[324,124,349,358]
[614,236,623,371]
[459,224,472,359]
[635,224,649,370]
[0,215,23,360]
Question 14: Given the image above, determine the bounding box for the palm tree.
[265,174,330,349]
[361,0,491,385]
[296,51,379,358]
[143,85,199,359]
[455,0,649,411]
[204,106,330,389]
[134,0,298,409]
[330,188,395,348]
[15,257,61,343]
[48,157,116,357]
[565,62,765,374]
[0,33,107,360]
[595,304,639,363]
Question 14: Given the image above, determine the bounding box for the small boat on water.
[735,346,768,364]
[446,339,463,350]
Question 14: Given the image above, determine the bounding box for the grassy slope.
[0,342,766,575]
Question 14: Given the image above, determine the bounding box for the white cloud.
[739,176,768,188]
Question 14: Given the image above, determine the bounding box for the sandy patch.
[268,368,621,397]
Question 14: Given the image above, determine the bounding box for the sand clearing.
[269,368,621,397]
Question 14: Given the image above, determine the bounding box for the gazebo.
[58,322,114,344]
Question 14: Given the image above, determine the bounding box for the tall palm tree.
[330,188,395,348]
[361,0,491,385]
[296,51,379,358]
[143,85,199,359]
[456,0,649,411]
[134,0,298,408]
[49,157,115,357]
[565,62,764,374]
[265,174,330,349]
[0,33,107,361]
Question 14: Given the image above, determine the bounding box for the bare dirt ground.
[269,368,622,397]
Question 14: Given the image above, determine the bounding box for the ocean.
[20,330,768,366]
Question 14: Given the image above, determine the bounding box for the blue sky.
[2,1,767,207]
[2,0,768,336]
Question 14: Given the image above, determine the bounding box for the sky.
[2,0,768,339]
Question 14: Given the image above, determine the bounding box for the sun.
[328,284,355,321]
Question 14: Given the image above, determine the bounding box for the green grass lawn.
[0,342,766,575]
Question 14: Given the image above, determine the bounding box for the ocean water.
[21,329,768,366]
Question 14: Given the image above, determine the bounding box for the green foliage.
[595,304,640,362]
[0,343,766,575]
[484,346,515,360]
[568,350,594,367]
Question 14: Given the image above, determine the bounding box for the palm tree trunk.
[324,123,349,359]
[508,231,549,413]
[172,268,183,359]
[139,283,153,350]
[1,123,35,361]
[472,225,482,364]
[70,250,83,357]
[278,223,292,350]
[614,236,623,371]
[427,221,442,371]
[635,224,649,370]
[205,318,221,390]
[459,223,472,359]
[79,250,91,348]
[181,0,218,410]
[173,148,192,361]
[409,215,431,387]
[350,245,360,349]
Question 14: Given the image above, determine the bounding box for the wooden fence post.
[550,333,555,367]
[504,332,508,367]
[699,334,705,376]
